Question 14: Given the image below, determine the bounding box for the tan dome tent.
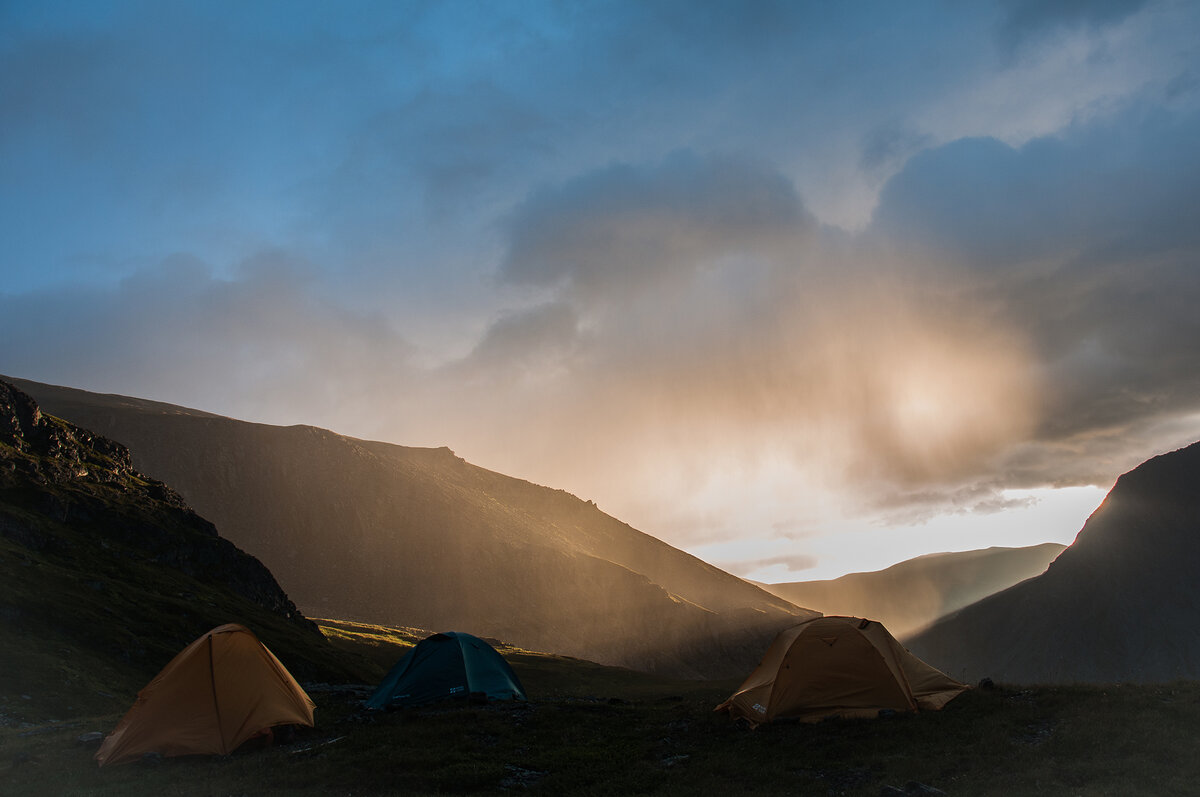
[96,624,316,766]
[716,616,968,727]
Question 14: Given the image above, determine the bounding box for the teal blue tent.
[366,632,527,710]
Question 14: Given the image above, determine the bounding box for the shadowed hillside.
[8,376,814,679]
[908,440,1200,684]
[0,381,364,723]
[760,544,1065,638]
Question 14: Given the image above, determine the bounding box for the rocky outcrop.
[0,380,362,711]
[1,380,311,624]
[1,380,134,485]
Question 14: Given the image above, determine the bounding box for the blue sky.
[3,0,1200,579]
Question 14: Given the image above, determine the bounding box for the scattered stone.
[880,782,946,796]
[289,736,346,754]
[77,731,104,745]
[661,754,689,767]
[500,765,548,789]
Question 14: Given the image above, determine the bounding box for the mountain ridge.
[907,439,1200,683]
[758,543,1066,638]
[6,375,813,679]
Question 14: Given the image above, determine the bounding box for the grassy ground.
[4,620,1199,795]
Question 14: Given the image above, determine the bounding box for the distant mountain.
[0,381,363,721]
[8,376,814,679]
[758,544,1065,638]
[908,441,1200,684]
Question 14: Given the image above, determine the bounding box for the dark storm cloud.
[869,103,1200,488]
[459,302,582,378]
[872,109,1200,266]
[998,0,1150,45]
[501,151,812,300]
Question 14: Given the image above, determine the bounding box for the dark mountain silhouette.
[907,440,1200,684]
[7,376,814,679]
[0,381,363,719]
[758,543,1065,638]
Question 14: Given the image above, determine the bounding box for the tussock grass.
[5,620,1200,795]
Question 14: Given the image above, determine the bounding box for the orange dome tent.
[716,616,968,727]
[96,624,315,766]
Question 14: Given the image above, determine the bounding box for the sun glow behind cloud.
[3,0,1200,579]
[359,249,1051,583]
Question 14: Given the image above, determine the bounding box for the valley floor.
[5,679,1200,794]
[3,621,1198,795]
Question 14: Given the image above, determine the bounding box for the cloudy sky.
[4,0,1200,580]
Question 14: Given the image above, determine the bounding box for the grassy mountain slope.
[7,376,813,679]
[759,543,1065,638]
[0,381,367,724]
[908,440,1200,684]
